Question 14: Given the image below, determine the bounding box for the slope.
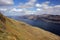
[0,13,60,40]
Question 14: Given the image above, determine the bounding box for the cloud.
[10,8,23,12]
[36,5,60,15]
[35,1,60,15]
[0,0,36,16]
[36,1,51,9]
[0,8,7,11]
[0,0,14,6]
[19,0,36,8]
[0,0,60,16]
[24,9,36,15]
[36,8,42,11]
[54,5,60,7]
[36,4,42,8]
[6,1,60,15]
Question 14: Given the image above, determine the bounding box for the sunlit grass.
[0,14,60,40]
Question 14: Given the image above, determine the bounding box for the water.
[8,16,60,36]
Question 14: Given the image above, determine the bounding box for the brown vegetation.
[0,13,60,40]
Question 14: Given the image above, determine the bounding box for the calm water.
[8,16,60,36]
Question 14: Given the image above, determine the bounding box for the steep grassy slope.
[0,13,60,40]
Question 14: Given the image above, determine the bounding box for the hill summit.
[0,12,60,40]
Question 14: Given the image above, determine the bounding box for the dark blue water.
[8,16,60,36]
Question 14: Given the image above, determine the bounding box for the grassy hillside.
[0,13,60,40]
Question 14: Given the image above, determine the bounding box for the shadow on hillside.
[0,12,6,23]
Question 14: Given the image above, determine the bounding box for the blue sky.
[37,0,60,5]
[14,0,29,5]
[13,0,60,5]
[0,0,60,16]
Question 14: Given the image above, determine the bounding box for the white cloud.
[27,0,36,5]
[0,0,14,5]
[35,1,60,15]
[0,1,60,16]
[36,8,42,11]
[0,9,7,11]
[8,1,60,15]
[10,8,23,12]
[54,5,60,7]
[36,1,51,9]
[36,4,42,8]
[36,5,60,15]
[19,0,36,8]
[0,8,7,11]
[25,10,35,15]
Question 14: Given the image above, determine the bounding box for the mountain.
[0,13,60,40]
[18,14,60,21]
[8,14,60,35]
[19,15,41,20]
[41,14,60,23]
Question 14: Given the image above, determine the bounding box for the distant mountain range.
[19,14,60,22]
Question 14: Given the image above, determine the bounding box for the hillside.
[41,14,60,23]
[0,13,60,40]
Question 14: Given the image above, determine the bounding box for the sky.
[0,0,60,16]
